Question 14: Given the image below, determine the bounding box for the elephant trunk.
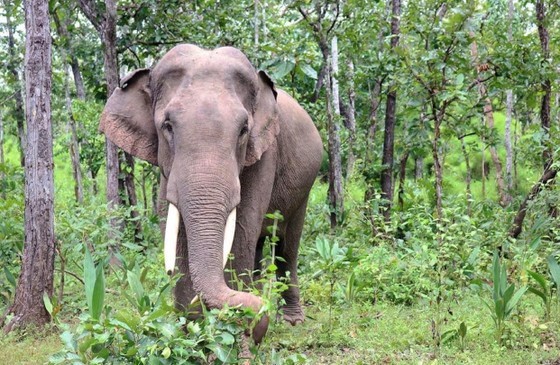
[177,176,268,342]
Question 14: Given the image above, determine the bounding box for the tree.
[299,1,344,230]
[52,7,84,204]
[379,0,401,221]
[4,0,55,332]
[78,0,141,243]
[535,0,552,169]
[77,0,119,218]
[470,36,511,206]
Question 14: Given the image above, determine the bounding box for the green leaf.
[505,286,527,316]
[84,247,96,313]
[492,252,501,301]
[218,332,235,345]
[298,63,318,79]
[127,270,145,305]
[60,331,77,352]
[528,287,548,304]
[91,263,105,321]
[162,346,171,359]
[502,284,515,305]
[527,270,548,291]
[4,267,16,288]
[43,292,53,315]
[459,322,467,338]
[547,255,560,288]
[269,59,295,79]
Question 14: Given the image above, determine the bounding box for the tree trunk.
[380,0,401,221]
[325,53,344,230]
[102,0,121,236]
[4,0,26,168]
[460,138,472,216]
[5,0,55,332]
[344,59,357,180]
[509,167,557,238]
[536,0,551,169]
[470,39,511,206]
[64,66,84,204]
[254,0,259,51]
[504,0,514,192]
[0,111,5,199]
[53,10,84,204]
[397,150,409,211]
[331,36,340,115]
[414,156,423,180]
[122,152,142,240]
[432,117,443,220]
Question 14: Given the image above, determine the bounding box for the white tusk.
[164,203,180,275]
[190,208,237,305]
[222,208,237,269]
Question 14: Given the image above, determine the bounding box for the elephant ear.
[245,71,279,166]
[99,68,158,165]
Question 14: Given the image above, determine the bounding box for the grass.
[0,327,61,365]
[265,294,560,364]
[3,293,559,364]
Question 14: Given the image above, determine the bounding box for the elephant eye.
[239,124,248,137]
[162,120,173,134]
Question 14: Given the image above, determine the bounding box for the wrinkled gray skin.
[100,44,322,343]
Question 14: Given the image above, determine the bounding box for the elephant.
[99,44,323,343]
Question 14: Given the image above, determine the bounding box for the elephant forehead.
[155,88,248,128]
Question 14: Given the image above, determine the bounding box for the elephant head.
[99,44,278,341]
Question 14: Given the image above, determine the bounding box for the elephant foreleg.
[275,200,308,325]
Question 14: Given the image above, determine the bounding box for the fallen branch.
[509,167,557,238]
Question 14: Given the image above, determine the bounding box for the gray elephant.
[99,44,323,342]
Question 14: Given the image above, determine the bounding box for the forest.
[1,0,560,363]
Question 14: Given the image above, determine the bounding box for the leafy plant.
[312,236,351,336]
[481,252,527,343]
[441,321,468,351]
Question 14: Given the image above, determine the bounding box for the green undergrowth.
[3,293,560,364]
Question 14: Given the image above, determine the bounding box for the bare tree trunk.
[78,0,122,243]
[254,0,259,51]
[513,112,519,190]
[325,55,344,230]
[0,111,5,199]
[103,0,120,237]
[5,0,55,332]
[536,0,552,169]
[331,36,340,115]
[397,150,409,211]
[53,10,84,204]
[460,138,472,216]
[122,152,142,240]
[470,39,511,206]
[344,59,357,179]
[367,79,383,156]
[481,139,486,199]
[64,66,84,204]
[299,3,343,228]
[504,0,514,192]
[4,0,26,168]
[509,168,557,238]
[414,157,423,180]
[380,0,401,221]
[433,117,443,220]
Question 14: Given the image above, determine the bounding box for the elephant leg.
[227,145,277,289]
[174,225,199,312]
[253,236,266,278]
[158,178,197,312]
[276,200,308,326]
